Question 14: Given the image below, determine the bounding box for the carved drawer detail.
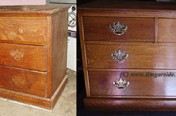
[10,49,24,61]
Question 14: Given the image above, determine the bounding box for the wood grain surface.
[78,0,176,111]
[158,18,176,43]
[0,18,47,45]
[0,65,47,97]
[0,43,47,71]
[89,70,176,97]
[86,44,176,69]
[83,16,155,42]
[0,5,69,110]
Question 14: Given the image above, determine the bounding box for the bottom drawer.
[0,65,47,97]
[89,70,176,97]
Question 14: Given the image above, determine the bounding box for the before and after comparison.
[1,0,176,116]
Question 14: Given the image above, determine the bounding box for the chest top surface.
[0,4,70,16]
[79,0,176,12]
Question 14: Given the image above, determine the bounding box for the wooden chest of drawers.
[0,5,69,110]
[78,0,176,111]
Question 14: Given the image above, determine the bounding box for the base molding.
[0,75,68,110]
[84,97,176,111]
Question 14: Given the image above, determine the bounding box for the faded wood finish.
[86,44,176,69]
[83,17,155,42]
[0,65,47,97]
[0,18,47,45]
[0,5,69,110]
[50,9,68,97]
[78,0,176,111]
[0,43,47,71]
[0,75,68,110]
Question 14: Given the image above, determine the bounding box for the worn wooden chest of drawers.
[78,0,176,111]
[0,5,69,109]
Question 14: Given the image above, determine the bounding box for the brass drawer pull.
[111,49,128,63]
[109,21,128,36]
[113,78,129,90]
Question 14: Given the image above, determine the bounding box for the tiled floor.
[0,70,76,116]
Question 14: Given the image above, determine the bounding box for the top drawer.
[83,17,155,42]
[0,18,47,45]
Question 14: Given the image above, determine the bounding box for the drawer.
[89,70,176,97]
[0,18,47,45]
[0,43,47,71]
[83,17,155,42]
[0,65,47,97]
[158,18,176,43]
[86,44,176,69]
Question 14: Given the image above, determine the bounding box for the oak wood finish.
[0,18,47,45]
[86,44,176,69]
[83,17,155,42]
[0,5,69,110]
[158,18,176,43]
[78,0,176,111]
[89,70,176,97]
[0,65,47,97]
[0,43,47,71]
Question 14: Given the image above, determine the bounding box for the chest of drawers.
[78,0,176,111]
[0,5,69,110]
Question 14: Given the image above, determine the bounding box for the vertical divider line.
[155,17,159,43]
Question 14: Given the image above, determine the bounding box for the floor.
[0,69,76,116]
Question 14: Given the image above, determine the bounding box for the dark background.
[77,0,176,115]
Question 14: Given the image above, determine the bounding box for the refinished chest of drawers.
[78,0,176,111]
[0,5,69,109]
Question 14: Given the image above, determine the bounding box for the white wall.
[49,0,76,3]
[67,37,76,71]
[0,0,46,5]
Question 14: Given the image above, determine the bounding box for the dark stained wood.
[0,5,69,110]
[0,65,47,97]
[78,0,176,111]
[0,43,47,71]
[78,12,91,96]
[84,98,176,111]
[89,70,176,97]
[86,44,176,69]
[79,0,176,11]
[83,17,155,42]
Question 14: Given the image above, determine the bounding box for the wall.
[0,0,46,5]
[49,0,76,3]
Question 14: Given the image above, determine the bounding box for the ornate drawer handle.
[109,21,128,36]
[111,49,128,63]
[113,78,129,90]
[10,49,24,61]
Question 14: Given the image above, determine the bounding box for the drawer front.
[0,43,47,71]
[0,65,47,97]
[89,71,176,97]
[83,17,155,42]
[158,18,176,43]
[86,44,176,69]
[0,18,47,45]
